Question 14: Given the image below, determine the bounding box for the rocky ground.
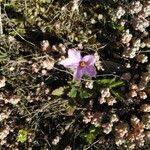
[0,0,150,150]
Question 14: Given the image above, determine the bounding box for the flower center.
[79,61,87,68]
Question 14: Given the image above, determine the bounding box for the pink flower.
[60,49,96,80]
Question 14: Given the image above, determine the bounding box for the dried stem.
[0,3,3,35]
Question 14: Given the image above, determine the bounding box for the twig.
[84,140,100,150]
[41,130,52,148]
[0,3,3,35]
[3,7,35,47]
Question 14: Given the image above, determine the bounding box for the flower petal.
[82,55,96,65]
[82,66,97,77]
[68,49,81,62]
[73,67,83,80]
[59,58,78,68]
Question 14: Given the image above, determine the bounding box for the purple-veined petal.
[73,67,83,80]
[82,55,96,65]
[82,65,97,77]
[68,49,81,62]
[59,58,79,68]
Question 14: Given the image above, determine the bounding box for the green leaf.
[112,22,124,31]
[97,78,115,86]
[51,87,64,96]
[84,126,99,144]
[84,132,96,144]
[17,129,28,143]
[111,89,123,101]
[79,88,90,99]
[67,87,77,98]
[110,80,124,88]
[97,78,124,88]
[117,25,124,31]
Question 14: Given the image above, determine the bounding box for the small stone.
[98,14,103,20]
[128,90,137,98]
[9,67,15,71]
[136,54,148,63]
[41,58,54,70]
[116,6,126,19]
[130,84,138,90]
[40,40,50,52]
[121,73,131,81]
[52,136,61,145]
[140,104,150,112]
[0,76,6,88]
[41,69,47,76]
[138,91,147,99]
[121,30,132,44]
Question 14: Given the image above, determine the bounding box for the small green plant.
[112,23,125,32]
[51,87,64,96]
[83,125,100,144]
[17,129,28,143]
[68,85,91,99]
[79,87,91,99]
[67,86,78,98]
